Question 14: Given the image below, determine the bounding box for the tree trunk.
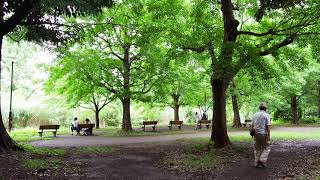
[232,95,241,128]
[211,79,231,148]
[171,93,180,122]
[122,97,132,132]
[173,105,180,122]
[120,46,133,132]
[95,110,100,129]
[231,81,241,128]
[290,95,299,124]
[0,35,22,152]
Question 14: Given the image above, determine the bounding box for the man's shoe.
[258,161,266,168]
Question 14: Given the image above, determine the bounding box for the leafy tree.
[48,1,169,131]
[146,55,209,122]
[0,0,112,152]
[164,0,320,147]
[46,75,114,129]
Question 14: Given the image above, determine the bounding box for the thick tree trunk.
[95,110,100,129]
[211,79,231,147]
[291,95,299,124]
[120,46,133,132]
[122,97,132,132]
[173,105,180,122]
[171,93,181,122]
[232,95,241,128]
[231,81,241,128]
[0,35,22,152]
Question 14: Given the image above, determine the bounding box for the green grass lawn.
[9,127,70,143]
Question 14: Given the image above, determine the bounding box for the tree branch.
[0,0,33,36]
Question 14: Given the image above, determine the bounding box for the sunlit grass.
[22,144,66,156]
[22,158,63,170]
[9,127,70,143]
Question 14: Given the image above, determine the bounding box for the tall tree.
[146,55,209,122]
[0,0,112,152]
[48,1,169,131]
[46,75,114,129]
[163,0,320,147]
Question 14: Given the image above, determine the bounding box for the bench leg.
[152,126,156,131]
[142,126,145,132]
[178,126,181,130]
[38,132,43,137]
[53,131,57,137]
[168,125,172,130]
[206,125,209,129]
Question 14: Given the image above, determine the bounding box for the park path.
[30,131,212,147]
[30,126,320,148]
[29,127,320,179]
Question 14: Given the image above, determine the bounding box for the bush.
[300,117,320,124]
[13,110,32,128]
[185,109,195,124]
[101,106,121,127]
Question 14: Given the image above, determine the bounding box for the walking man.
[252,102,271,168]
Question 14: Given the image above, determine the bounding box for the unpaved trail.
[30,131,211,147]
[29,127,320,179]
[30,127,320,148]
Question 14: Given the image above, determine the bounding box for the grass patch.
[183,153,217,170]
[9,127,70,143]
[22,158,63,170]
[77,146,113,154]
[21,144,66,156]
[165,140,248,172]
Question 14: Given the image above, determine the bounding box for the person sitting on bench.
[83,118,92,135]
[194,112,201,130]
[71,117,79,135]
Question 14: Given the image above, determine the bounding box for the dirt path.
[27,127,320,179]
[71,140,320,180]
[214,140,320,179]
[30,127,320,148]
[30,131,212,147]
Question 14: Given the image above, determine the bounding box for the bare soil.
[1,140,320,179]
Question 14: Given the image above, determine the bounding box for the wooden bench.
[38,125,60,137]
[242,119,252,127]
[197,120,211,129]
[141,121,158,131]
[77,123,95,135]
[168,121,183,130]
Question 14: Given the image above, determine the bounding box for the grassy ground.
[9,124,320,144]
[9,127,70,143]
[8,124,209,143]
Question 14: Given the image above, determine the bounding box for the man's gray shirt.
[252,111,271,134]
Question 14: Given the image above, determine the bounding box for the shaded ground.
[2,127,320,179]
[1,140,320,179]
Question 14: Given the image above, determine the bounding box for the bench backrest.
[198,120,210,124]
[78,123,95,129]
[39,125,60,130]
[245,119,251,123]
[169,121,183,125]
[143,121,158,125]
